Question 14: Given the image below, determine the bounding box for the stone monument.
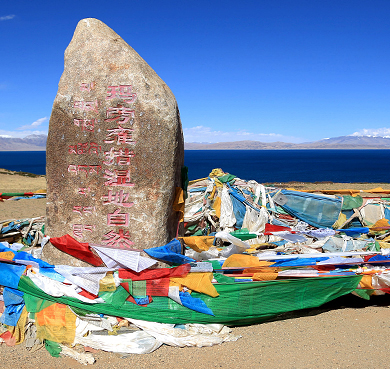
[44,18,184,265]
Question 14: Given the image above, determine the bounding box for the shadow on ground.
[271,293,390,323]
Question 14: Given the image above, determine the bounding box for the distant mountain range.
[0,134,47,151]
[1,134,390,151]
[185,135,390,150]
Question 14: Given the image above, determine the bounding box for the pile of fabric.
[0,191,46,202]
[1,168,390,364]
[1,217,45,246]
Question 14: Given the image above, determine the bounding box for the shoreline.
[1,167,389,221]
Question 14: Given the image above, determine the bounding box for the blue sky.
[1,0,389,143]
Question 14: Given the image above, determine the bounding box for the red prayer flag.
[146,278,170,296]
[49,234,103,266]
[118,263,190,280]
[264,223,292,235]
[0,330,16,346]
[78,288,99,300]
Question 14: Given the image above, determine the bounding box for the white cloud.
[183,125,303,143]
[17,117,48,130]
[0,15,15,21]
[0,129,48,139]
[350,128,390,138]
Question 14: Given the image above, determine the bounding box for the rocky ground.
[1,169,389,368]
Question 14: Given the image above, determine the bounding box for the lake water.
[0,149,389,183]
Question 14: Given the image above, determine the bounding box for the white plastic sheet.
[74,315,117,336]
[360,201,385,226]
[55,266,114,296]
[372,270,390,296]
[73,330,162,354]
[214,231,250,250]
[59,344,95,365]
[26,268,104,304]
[242,205,268,233]
[220,186,236,230]
[92,246,157,272]
[184,194,204,222]
[256,251,378,261]
[127,318,241,348]
[185,246,220,261]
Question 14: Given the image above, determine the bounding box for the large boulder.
[44,18,184,265]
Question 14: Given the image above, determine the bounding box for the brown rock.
[44,18,184,265]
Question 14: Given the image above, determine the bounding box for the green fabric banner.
[342,195,364,210]
[44,340,62,357]
[18,274,362,326]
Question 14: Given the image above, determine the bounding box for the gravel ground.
[1,170,389,368]
[1,294,389,369]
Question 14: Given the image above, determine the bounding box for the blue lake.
[0,149,389,183]
[184,150,390,183]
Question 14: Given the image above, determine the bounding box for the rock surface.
[44,18,184,265]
